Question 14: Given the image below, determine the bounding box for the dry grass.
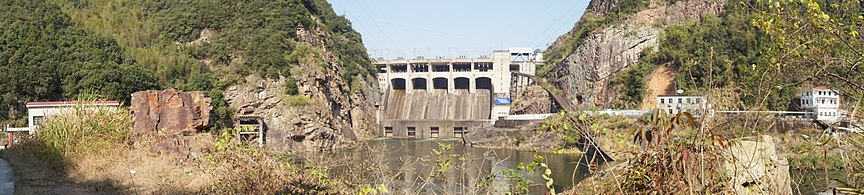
[0,100,354,194]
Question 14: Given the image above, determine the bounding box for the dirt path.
[640,66,676,110]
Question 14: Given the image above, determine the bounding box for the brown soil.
[640,65,677,110]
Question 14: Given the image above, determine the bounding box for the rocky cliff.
[544,0,724,108]
[223,25,379,151]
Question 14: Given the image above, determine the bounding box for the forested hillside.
[0,0,159,125]
[0,0,376,128]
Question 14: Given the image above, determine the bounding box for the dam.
[375,48,543,138]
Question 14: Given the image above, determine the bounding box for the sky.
[327,0,590,59]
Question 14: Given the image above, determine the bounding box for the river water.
[328,138,592,194]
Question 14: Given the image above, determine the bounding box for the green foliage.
[285,95,313,107]
[518,153,556,194]
[358,184,389,195]
[748,0,864,99]
[609,0,804,110]
[0,0,159,123]
[609,58,660,108]
[430,142,462,181]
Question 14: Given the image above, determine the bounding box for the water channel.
[327,138,593,194]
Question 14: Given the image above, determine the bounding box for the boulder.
[723,135,792,194]
[131,89,212,135]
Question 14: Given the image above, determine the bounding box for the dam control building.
[374,48,542,138]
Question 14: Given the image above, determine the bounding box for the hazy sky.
[328,0,590,58]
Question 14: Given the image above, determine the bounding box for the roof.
[657,95,705,98]
[26,101,120,108]
[812,86,832,90]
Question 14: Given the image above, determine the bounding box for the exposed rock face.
[510,85,554,115]
[130,89,211,135]
[545,0,725,108]
[223,25,379,152]
[224,73,378,151]
[550,24,660,107]
[723,135,792,194]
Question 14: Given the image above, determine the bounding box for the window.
[668,109,673,114]
[33,116,44,126]
[454,127,465,138]
[678,98,682,104]
[660,98,665,104]
[430,127,440,138]
[407,127,416,137]
[384,127,394,137]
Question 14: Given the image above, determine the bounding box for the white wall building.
[800,86,841,121]
[20,101,120,134]
[657,95,708,115]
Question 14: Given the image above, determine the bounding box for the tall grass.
[36,100,132,158]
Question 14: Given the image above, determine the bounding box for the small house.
[799,86,841,121]
[21,101,120,134]
[657,95,708,115]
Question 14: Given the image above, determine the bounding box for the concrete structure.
[236,115,266,147]
[375,48,543,138]
[657,95,708,115]
[799,86,841,121]
[21,101,120,135]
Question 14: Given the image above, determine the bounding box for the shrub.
[285,95,313,107]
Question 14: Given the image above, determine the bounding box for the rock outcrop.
[545,0,725,107]
[550,24,660,107]
[509,85,554,115]
[722,135,792,194]
[130,89,212,136]
[222,24,379,152]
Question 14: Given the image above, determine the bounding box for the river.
[327,138,593,194]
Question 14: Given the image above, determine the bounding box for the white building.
[17,101,121,134]
[657,95,708,115]
[800,86,841,121]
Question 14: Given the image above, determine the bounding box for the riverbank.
[468,112,863,193]
[465,114,641,159]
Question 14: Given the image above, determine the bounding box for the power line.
[346,0,397,49]
[528,1,588,49]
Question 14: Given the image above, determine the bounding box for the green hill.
[0,0,374,126]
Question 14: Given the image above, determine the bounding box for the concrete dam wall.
[381,89,492,138]
[384,89,491,120]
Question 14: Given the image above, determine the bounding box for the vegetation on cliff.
[540,0,651,76]
[610,1,777,109]
[608,0,862,111]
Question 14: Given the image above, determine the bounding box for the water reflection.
[328,138,592,194]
